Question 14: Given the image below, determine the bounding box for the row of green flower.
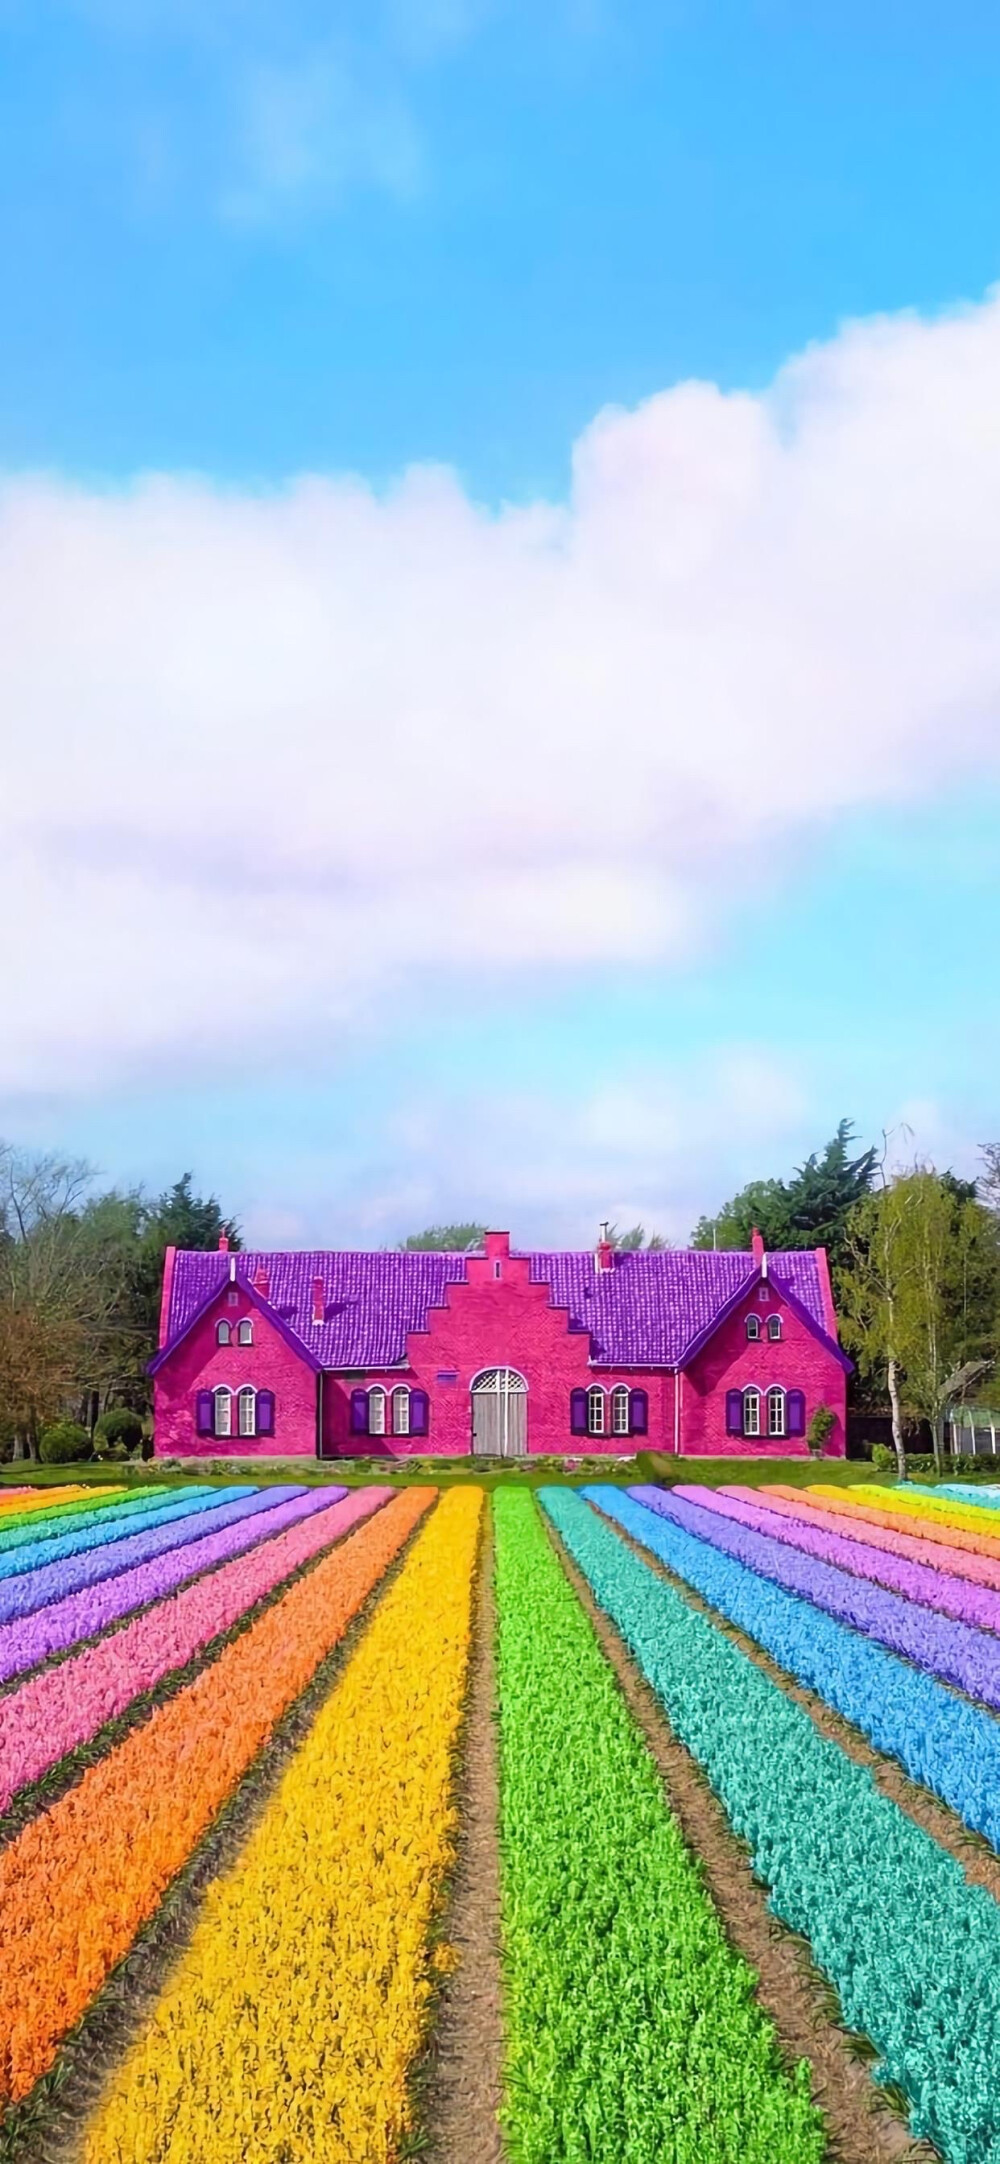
[542,1486,1000,2164]
[492,1488,824,2164]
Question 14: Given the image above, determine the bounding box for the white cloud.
[3,288,1000,1096]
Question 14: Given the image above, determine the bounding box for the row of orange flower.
[0,1484,433,2106]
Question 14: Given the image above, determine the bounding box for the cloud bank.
[3,289,1000,1096]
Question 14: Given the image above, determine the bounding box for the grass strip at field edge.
[493,1487,825,2164]
[82,1488,484,2164]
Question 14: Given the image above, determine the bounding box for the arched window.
[587,1386,606,1436]
[237,1318,254,1346]
[392,1386,410,1437]
[767,1314,782,1341]
[368,1386,387,1437]
[745,1315,760,1341]
[238,1385,257,1437]
[216,1320,231,1346]
[767,1387,786,1438]
[213,1385,233,1438]
[742,1387,761,1439]
[611,1385,630,1436]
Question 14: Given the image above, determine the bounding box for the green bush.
[870,1442,895,1473]
[38,1420,92,1465]
[93,1407,144,1457]
[805,1404,836,1456]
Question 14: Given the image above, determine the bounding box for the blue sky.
[1,0,999,1243]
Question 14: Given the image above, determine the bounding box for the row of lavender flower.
[583,1479,1000,1851]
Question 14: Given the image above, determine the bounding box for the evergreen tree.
[692,1121,877,1269]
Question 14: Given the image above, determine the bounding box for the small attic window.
[745,1315,760,1341]
[227,1289,239,1308]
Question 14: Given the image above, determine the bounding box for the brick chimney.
[253,1265,270,1301]
[595,1222,614,1274]
[311,1276,325,1326]
[218,1233,229,1253]
[751,1226,766,1268]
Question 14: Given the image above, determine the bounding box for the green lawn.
[0,1449,917,1495]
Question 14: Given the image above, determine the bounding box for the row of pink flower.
[0,1485,391,1815]
[758,1484,1000,1591]
[691,1485,1000,1634]
[0,1488,347,1686]
[727,1480,1000,1601]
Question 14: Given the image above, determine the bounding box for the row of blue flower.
[0,1487,303,1626]
[0,1487,209,1581]
[587,1483,1000,1852]
[544,1487,1000,2164]
[630,1482,1000,1710]
[0,1489,172,1558]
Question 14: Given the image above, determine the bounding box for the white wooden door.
[470,1368,527,1457]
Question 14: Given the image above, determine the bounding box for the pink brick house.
[150,1228,849,1461]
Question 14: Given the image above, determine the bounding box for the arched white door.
[470,1368,527,1458]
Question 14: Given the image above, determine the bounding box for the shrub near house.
[150,1227,849,1460]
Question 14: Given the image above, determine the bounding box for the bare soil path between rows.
[420,1507,505,2164]
[601,1499,1000,1905]
[546,1511,937,2164]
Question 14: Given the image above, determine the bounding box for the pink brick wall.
[320,1241,657,1457]
[154,1238,846,1461]
[154,1284,318,1458]
[681,1280,846,1457]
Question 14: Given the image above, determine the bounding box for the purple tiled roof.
[162,1244,834,1371]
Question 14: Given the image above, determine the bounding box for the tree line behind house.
[1,1125,998,1467]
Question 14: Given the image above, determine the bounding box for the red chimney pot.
[311,1276,325,1325]
[218,1233,230,1253]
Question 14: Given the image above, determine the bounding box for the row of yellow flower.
[84,1485,484,2164]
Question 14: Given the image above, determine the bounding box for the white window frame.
[392,1386,410,1436]
[611,1385,630,1437]
[767,1387,786,1438]
[237,1318,254,1346]
[767,1314,782,1342]
[216,1320,231,1346]
[745,1315,760,1341]
[213,1385,233,1438]
[368,1386,387,1437]
[743,1387,761,1439]
[238,1385,257,1437]
[587,1386,606,1436]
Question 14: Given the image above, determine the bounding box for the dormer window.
[745,1315,760,1342]
[237,1319,253,1346]
[767,1314,782,1341]
[216,1320,231,1346]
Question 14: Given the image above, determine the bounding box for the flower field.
[1,1471,999,2162]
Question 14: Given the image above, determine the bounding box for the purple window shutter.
[570,1388,588,1436]
[725,1389,743,1436]
[195,1390,213,1436]
[257,1390,275,1437]
[350,1388,369,1436]
[410,1389,430,1436]
[628,1389,648,1436]
[787,1389,806,1437]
